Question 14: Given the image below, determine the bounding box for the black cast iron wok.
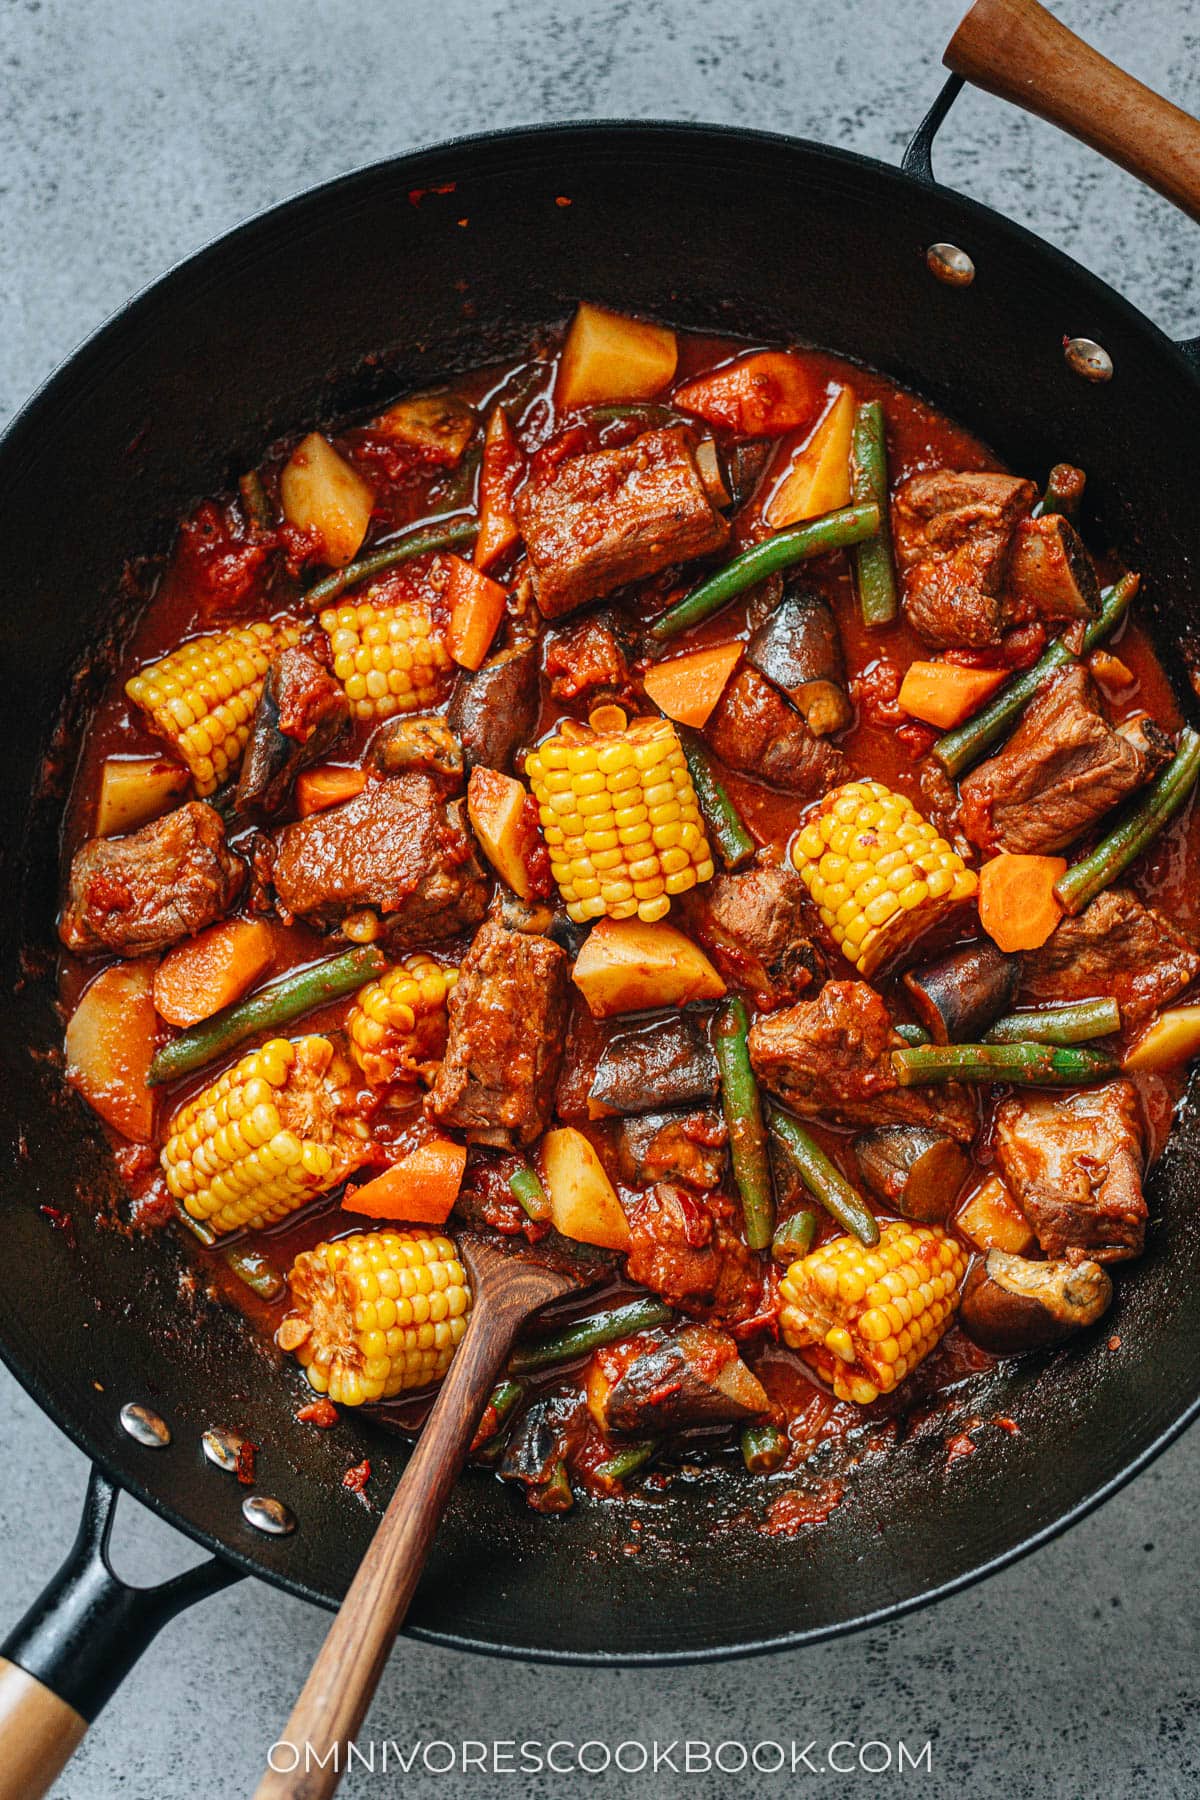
[2,0,1200,1788]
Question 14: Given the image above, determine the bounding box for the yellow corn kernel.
[791,779,977,976]
[161,1036,370,1234]
[125,620,300,795]
[779,1221,968,1404]
[346,954,458,1088]
[525,707,714,923]
[319,595,453,721]
[279,1229,472,1403]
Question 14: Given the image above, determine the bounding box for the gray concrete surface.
[2,0,1198,1794]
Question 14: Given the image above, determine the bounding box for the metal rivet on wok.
[242,1494,296,1537]
[1064,337,1114,382]
[119,1402,171,1448]
[202,1426,246,1473]
[926,242,975,287]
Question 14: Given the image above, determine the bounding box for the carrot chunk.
[153,919,276,1028]
[341,1138,467,1224]
[674,352,821,439]
[898,661,1008,730]
[294,765,367,817]
[642,641,742,728]
[474,407,525,572]
[978,853,1068,953]
[445,554,508,670]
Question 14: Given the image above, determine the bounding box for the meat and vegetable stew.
[55,302,1200,1514]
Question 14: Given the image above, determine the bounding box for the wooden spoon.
[254,1234,577,1800]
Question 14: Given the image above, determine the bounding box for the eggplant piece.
[694,437,731,509]
[727,440,773,510]
[499,1390,585,1513]
[614,1108,727,1192]
[959,1250,1112,1354]
[600,1325,768,1433]
[447,639,540,774]
[371,714,463,781]
[234,644,349,814]
[1007,514,1101,622]
[589,1011,719,1115]
[903,940,1021,1044]
[746,584,851,737]
[854,1125,969,1223]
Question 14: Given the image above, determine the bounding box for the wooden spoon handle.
[253,1284,530,1800]
[945,0,1200,222]
[0,1660,87,1800]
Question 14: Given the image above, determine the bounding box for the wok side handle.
[0,1465,241,1800]
[944,0,1200,225]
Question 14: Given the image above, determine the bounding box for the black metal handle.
[903,71,1200,363]
[1,1465,242,1723]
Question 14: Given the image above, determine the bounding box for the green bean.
[678,729,755,869]
[894,1021,932,1046]
[933,573,1139,777]
[508,1163,551,1223]
[647,502,880,642]
[741,1422,789,1474]
[851,401,897,625]
[595,1441,656,1484]
[148,945,388,1085]
[437,442,482,512]
[1032,463,1085,520]
[983,998,1121,1045]
[238,470,271,529]
[715,997,774,1251]
[770,1208,817,1265]
[767,1109,879,1247]
[588,402,684,427]
[1055,727,1200,917]
[302,515,476,610]
[509,1297,673,1376]
[173,1199,216,1247]
[474,1378,525,1461]
[892,1042,1119,1087]
[173,1202,284,1298]
[222,1242,286,1301]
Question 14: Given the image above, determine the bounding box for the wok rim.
[3,114,1198,1665]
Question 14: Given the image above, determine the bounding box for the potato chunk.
[572,917,726,1018]
[281,431,374,566]
[557,303,677,411]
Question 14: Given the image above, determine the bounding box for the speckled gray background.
[2,1,1198,1795]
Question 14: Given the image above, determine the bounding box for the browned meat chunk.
[613,1108,727,1191]
[60,802,243,956]
[683,867,823,1007]
[1006,515,1101,624]
[272,775,487,946]
[959,666,1171,855]
[748,980,977,1141]
[428,920,570,1145]
[995,1081,1146,1262]
[624,1184,764,1323]
[543,610,633,705]
[1018,888,1200,1026]
[893,470,1037,647]
[705,667,848,794]
[515,427,729,619]
[235,643,349,814]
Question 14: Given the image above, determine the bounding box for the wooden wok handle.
[0,1660,87,1800]
[255,1248,572,1800]
[946,0,1200,223]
